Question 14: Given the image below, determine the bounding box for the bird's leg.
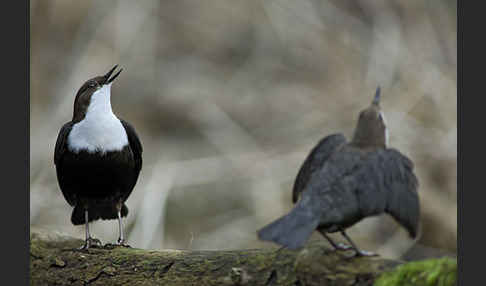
[79,209,102,250]
[317,228,352,251]
[79,210,90,250]
[339,230,378,257]
[115,203,130,247]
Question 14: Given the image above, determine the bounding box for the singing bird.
[54,65,143,249]
[257,87,420,256]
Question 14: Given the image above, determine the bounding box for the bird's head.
[351,87,389,149]
[72,65,123,123]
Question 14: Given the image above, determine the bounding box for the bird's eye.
[89,82,97,88]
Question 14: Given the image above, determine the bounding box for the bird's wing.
[382,149,420,238]
[292,133,347,203]
[54,122,76,206]
[358,149,420,238]
[54,122,74,166]
[120,119,143,202]
[120,119,143,174]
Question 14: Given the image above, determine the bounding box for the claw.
[104,239,131,249]
[335,242,353,251]
[78,237,102,250]
[116,238,131,248]
[353,250,379,257]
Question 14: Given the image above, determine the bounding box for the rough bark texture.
[30,230,455,286]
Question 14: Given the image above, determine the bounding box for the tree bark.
[29,230,452,286]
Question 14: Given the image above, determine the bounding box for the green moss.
[374,257,457,286]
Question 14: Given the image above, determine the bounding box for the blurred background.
[30,0,456,260]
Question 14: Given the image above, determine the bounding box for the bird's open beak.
[372,86,381,106]
[103,65,123,84]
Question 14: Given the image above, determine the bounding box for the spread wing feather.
[357,149,420,238]
[292,134,347,203]
[381,149,420,238]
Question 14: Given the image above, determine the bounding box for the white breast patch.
[67,84,129,153]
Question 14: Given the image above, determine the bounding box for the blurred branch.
[30,229,455,286]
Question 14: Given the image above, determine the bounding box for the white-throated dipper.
[54,65,143,249]
[257,87,420,256]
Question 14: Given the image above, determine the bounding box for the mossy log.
[30,230,456,286]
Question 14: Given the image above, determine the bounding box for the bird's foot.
[116,238,131,248]
[353,250,379,257]
[104,238,131,249]
[78,237,102,250]
[334,242,353,251]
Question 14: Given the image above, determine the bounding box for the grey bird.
[257,87,420,256]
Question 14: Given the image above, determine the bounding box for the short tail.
[257,201,320,250]
[71,204,129,225]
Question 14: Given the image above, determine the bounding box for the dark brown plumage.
[54,66,142,249]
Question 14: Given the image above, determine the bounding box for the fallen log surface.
[30,230,456,286]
